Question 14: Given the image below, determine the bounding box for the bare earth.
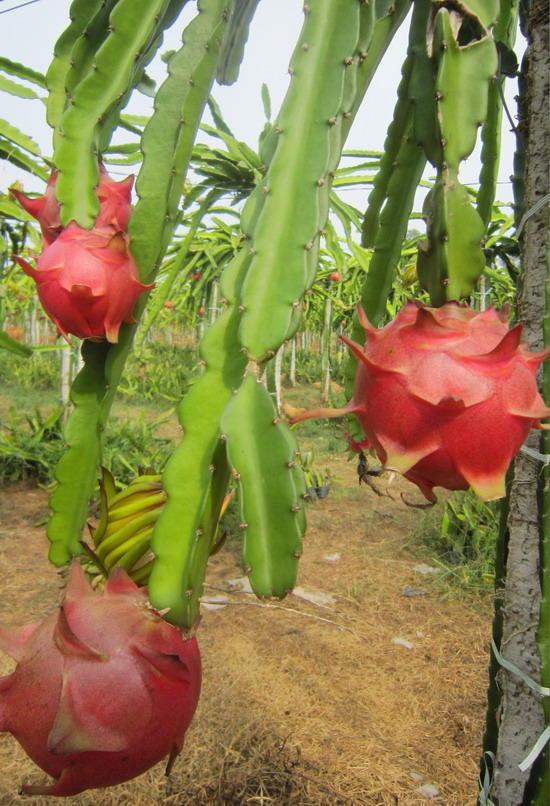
[0,459,491,805]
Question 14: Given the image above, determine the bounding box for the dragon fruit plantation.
[0,0,548,804]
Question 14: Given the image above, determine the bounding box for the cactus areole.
[292,303,550,502]
[0,563,201,797]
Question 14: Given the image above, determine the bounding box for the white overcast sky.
[0,0,522,214]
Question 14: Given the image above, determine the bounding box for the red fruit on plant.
[15,225,152,343]
[163,300,176,310]
[191,271,202,282]
[10,167,133,244]
[197,305,206,316]
[329,271,340,282]
[0,563,201,797]
[291,302,550,501]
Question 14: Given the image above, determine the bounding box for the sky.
[0,0,522,217]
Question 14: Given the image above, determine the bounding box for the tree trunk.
[321,298,332,403]
[289,338,297,386]
[491,2,549,802]
[209,280,219,325]
[60,343,71,407]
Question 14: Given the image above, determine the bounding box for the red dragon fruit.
[10,166,133,244]
[291,302,550,501]
[15,225,152,343]
[0,563,201,797]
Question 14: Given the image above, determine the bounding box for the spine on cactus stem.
[414,3,499,306]
[47,0,231,565]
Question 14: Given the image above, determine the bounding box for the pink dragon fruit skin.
[10,166,133,243]
[292,302,550,502]
[15,225,152,343]
[0,563,201,797]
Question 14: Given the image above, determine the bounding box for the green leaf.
[0,137,48,180]
[0,119,42,157]
[0,57,46,88]
[0,331,32,357]
[0,74,40,100]
[261,82,271,121]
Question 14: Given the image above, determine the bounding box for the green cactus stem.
[414,4,498,305]
[343,0,412,136]
[130,0,232,280]
[238,0,362,360]
[45,0,108,134]
[46,0,231,566]
[221,374,304,597]
[53,0,169,228]
[476,1,520,229]
[149,279,248,625]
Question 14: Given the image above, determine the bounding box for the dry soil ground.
[0,459,492,805]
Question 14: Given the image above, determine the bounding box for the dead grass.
[0,457,492,805]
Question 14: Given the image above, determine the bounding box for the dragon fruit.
[10,166,133,244]
[15,226,151,343]
[292,302,550,501]
[0,563,201,797]
[11,165,146,342]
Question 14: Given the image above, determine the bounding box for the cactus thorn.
[291,505,301,513]
[287,461,296,468]
[317,178,326,187]
[343,111,352,119]
[239,523,248,530]
[327,116,337,126]
[248,247,257,255]
[304,240,314,251]
[195,528,204,538]
[220,434,228,442]
[209,464,215,473]
[272,416,281,425]
[288,67,295,76]
[243,565,252,573]
[302,43,309,51]
[344,56,353,66]
[231,469,240,480]
[303,3,311,12]
[274,126,283,134]
[293,548,303,558]
[292,301,301,309]
[239,304,246,312]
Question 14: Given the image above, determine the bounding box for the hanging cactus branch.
[46,0,232,566]
[415,2,498,305]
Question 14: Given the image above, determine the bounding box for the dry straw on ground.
[0,458,491,805]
